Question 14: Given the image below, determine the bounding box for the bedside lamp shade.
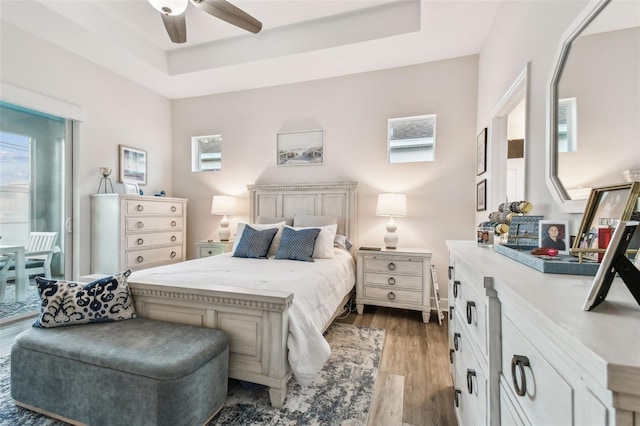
[376,193,407,249]
[211,195,237,241]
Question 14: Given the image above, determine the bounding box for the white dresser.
[447,240,640,425]
[91,194,187,274]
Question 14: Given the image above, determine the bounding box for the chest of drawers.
[91,194,187,273]
[356,248,432,323]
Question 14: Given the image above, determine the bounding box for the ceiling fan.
[147,0,262,44]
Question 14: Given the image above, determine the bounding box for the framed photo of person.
[538,220,569,254]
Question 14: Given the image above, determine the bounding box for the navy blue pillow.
[275,227,321,262]
[233,225,279,259]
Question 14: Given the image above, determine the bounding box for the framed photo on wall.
[277,129,324,166]
[538,220,569,254]
[119,145,147,185]
[476,127,487,176]
[476,179,487,211]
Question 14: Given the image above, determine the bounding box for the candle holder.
[97,167,115,193]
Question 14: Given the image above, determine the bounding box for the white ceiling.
[0,0,501,99]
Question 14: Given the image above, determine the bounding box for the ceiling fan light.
[148,0,188,16]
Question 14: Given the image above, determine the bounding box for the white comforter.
[128,249,356,386]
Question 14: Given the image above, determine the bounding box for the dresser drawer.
[125,199,183,216]
[501,315,573,426]
[363,257,423,275]
[126,232,183,249]
[363,286,422,305]
[450,263,488,358]
[454,348,488,426]
[125,217,184,232]
[126,245,183,269]
[364,272,422,290]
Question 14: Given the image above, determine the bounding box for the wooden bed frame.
[128,182,358,408]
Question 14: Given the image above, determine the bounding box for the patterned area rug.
[0,282,41,321]
[0,322,384,426]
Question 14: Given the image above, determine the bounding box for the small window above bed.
[388,114,436,163]
[192,134,222,172]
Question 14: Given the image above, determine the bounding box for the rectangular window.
[191,135,222,171]
[557,98,577,153]
[388,114,436,163]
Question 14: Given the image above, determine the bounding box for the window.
[557,98,577,153]
[388,114,436,163]
[191,135,222,171]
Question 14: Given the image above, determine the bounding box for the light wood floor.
[336,305,456,426]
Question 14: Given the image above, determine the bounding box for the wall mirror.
[546,0,640,212]
[191,134,222,172]
[388,114,436,163]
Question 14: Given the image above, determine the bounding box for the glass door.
[0,102,72,322]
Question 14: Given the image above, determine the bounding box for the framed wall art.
[476,179,487,211]
[476,127,487,176]
[119,145,147,185]
[277,129,324,166]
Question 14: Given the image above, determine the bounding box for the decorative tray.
[494,244,599,276]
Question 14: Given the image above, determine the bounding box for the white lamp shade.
[148,0,188,15]
[376,193,407,217]
[211,195,237,215]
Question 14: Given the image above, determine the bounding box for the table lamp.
[376,193,407,249]
[211,195,237,241]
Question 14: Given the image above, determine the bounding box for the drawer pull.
[448,265,454,279]
[511,355,530,397]
[171,220,177,227]
[449,306,454,320]
[137,221,144,228]
[388,277,396,285]
[454,389,462,407]
[171,206,177,212]
[170,251,177,258]
[136,256,143,263]
[466,369,476,394]
[453,280,460,298]
[449,349,454,364]
[453,332,461,351]
[136,204,144,212]
[171,235,177,242]
[387,292,396,301]
[387,262,396,271]
[207,250,213,255]
[466,301,476,324]
[137,238,144,245]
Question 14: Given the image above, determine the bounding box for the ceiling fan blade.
[190,0,262,34]
[161,13,187,43]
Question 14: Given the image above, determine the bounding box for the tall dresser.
[91,194,187,274]
[447,240,640,425]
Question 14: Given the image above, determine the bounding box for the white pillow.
[233,222,286,255]
[285,224,337,259]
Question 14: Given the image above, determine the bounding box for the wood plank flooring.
[336,305,456,426]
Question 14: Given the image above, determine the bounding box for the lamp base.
[218,215,231,242]
[384,217,399,249]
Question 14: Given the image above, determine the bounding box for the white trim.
[0,83,86,121]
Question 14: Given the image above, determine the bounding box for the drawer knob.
[454,389,462,407]
[388,277,396,285]
[136,256,144,263]
[137,221,144,228]
[171,206,177,212]
[170,251,177,258]
[448,265,454,279]
[171,220,177,227]
[449,349,454,364]
[137,238,144,245]
[453,280,460,298]
[466,369,476,394]
[453,332,461,351]
[136,204,144,212]
[466,301,476,324]
[387,292,396,301]
[387,262,396,271]
[449,306,454,320]
[207,250,213,255]
[511,355,530,397]
[171,235,177,242]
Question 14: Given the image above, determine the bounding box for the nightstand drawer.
[364,272,422,290]
[200,245,227,257]
[363,257,423,275]
[363,286,422,305]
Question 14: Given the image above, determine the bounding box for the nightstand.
[356,248,432,323]
[195,241,233,258]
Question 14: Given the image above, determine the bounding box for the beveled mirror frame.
[546,0,610,213]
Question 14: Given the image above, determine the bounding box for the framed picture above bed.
[277,130,324,166]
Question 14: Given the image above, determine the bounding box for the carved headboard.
[247,182,358,245]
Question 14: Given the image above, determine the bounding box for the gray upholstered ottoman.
[11,318,228,426]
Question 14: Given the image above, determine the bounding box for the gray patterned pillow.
[233,225,279,259]
[33,271,137,328]
[275,226,321,262]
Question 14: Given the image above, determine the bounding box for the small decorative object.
[139,189,144,195]
[476,225,494,247]
[476,127,487,176]
[507,215,544,248]
[538,220,569,255]
[376,193,407,249]
[476,180,487,211]
[97,167,115,193]
[277,129,324,166]
[119,145,147,185]
[155,190,166,197]
[211,195,237,241]
[123,180,140,195]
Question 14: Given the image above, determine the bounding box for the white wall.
[0,22,173,277]
[172,56,479,285]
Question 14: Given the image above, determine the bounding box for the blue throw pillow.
[233,225,279,259]
[33,270,137,328]
[275,226,321,262]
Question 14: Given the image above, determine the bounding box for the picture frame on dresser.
[119,145,147,185]
[123,181,139,195]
